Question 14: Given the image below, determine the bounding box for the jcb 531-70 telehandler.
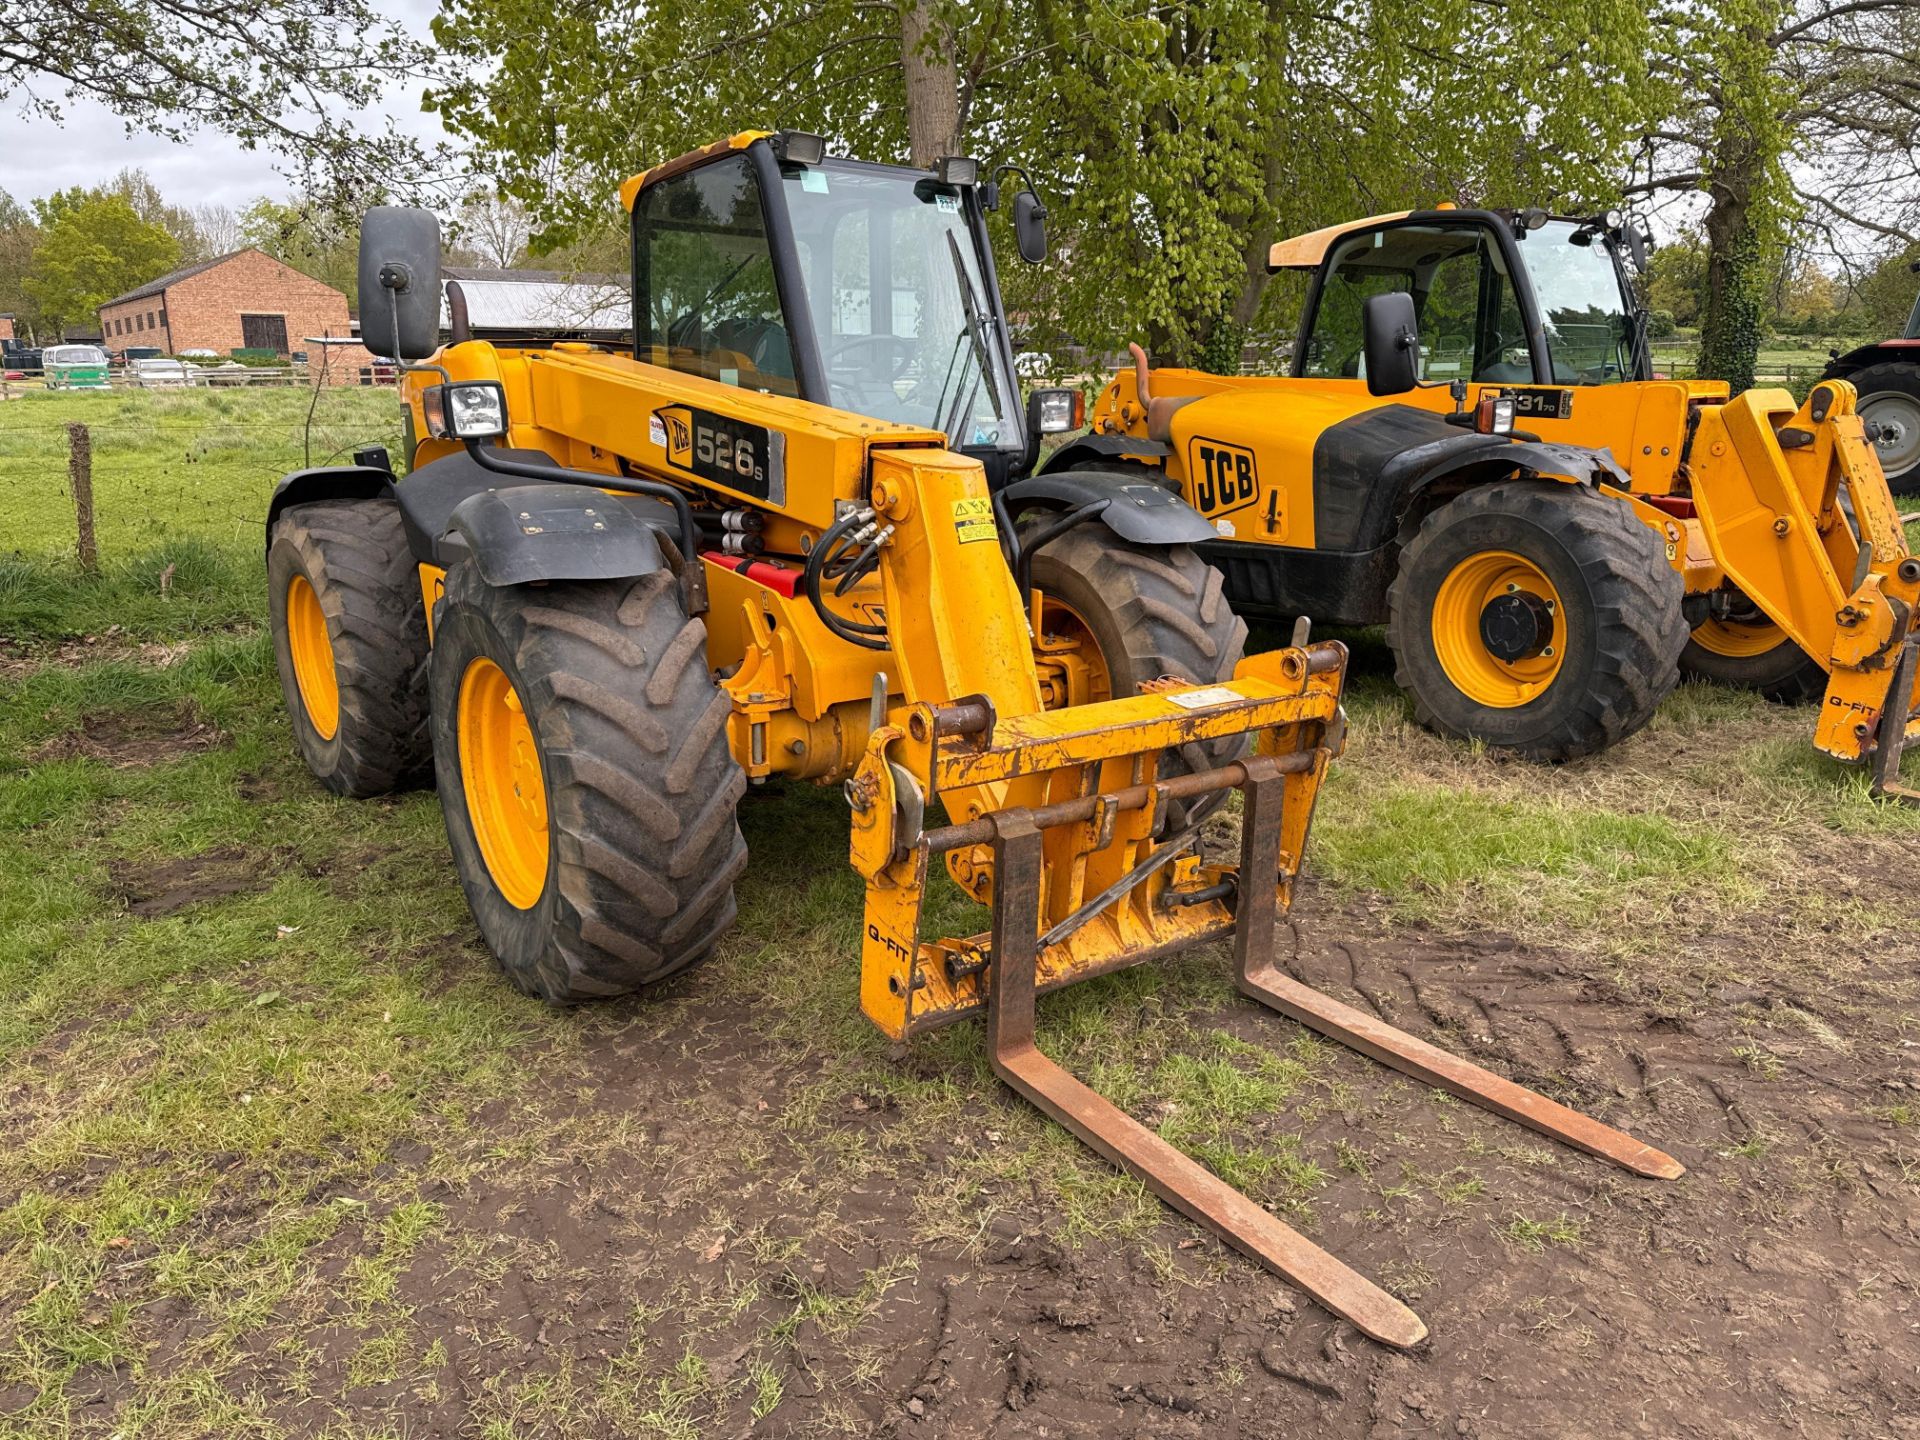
[267,134,1680,1346]
[1062,208,1920,793]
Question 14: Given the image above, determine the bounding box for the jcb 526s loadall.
[1069,208,1920,793]
[267,133,1679,1346]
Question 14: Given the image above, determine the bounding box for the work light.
[774,130,826,166]
[935,156,979,187]
[424,381,509,440]
[1029,387,1084,434]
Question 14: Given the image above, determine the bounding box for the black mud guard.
[998,470,1216,546]
[1414,437,1632,493]
[448,484,670,587]
[265,465,395,551]
[1037,432,1172,473]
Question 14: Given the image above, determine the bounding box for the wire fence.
[0,387,404,566]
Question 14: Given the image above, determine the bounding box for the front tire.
[267,498,431,797]
[1386,481,1687,761]
[1020,521,1250,801]
[428,562,748,1002]
[1680,608,1826,702]
[1021,521,1248,707]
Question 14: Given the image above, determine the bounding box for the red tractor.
[1823,263,1920,495]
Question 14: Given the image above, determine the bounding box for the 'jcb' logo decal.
[1189,438,1259,517]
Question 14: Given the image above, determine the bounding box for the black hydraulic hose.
[804,507,889,650]
[1012,499,1108,598]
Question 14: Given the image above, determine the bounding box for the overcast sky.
[0,0,449,211]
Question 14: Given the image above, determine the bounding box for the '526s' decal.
[652,405,787,504]
[1187,436,1260,518]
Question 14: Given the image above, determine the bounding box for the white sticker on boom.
[1165,685,1242,710]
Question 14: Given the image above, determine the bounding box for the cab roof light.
[773,130,826,166]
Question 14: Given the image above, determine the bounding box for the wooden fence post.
[67,421,97,573]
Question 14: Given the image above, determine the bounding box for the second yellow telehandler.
[1056,207,1920,794]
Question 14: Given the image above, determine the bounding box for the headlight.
[1028,387,1085,435]
[425,380,509,440]
[1474,394,1516,435]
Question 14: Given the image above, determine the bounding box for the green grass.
[4,387,1920,1433]
[0,387,400,644]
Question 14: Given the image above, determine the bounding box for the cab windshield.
[1515,220,1639,385]
[780,160,1021,451]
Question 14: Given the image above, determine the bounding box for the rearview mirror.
[1623,226,1649,273]
[1362,292,1420,396]
[1014,189,1048,265]
[358,206,443,361]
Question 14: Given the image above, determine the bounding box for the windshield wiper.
[938,231,1002,444]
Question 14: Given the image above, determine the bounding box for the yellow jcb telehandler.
[1060,207,1920,793]
[266,134,1681,1346]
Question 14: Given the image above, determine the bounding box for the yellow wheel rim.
[1034,596,1115,711]
[1691,615,1787,658]
[457,657,549,910]
[1430,550,1567,708]
[286,574,340,741]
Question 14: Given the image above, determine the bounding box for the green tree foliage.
[24,196,179,335]
[426,0,1665,367]
[2,0,429,195]
[1633,0,1920,387]
[240,200,363,307]
[0,189,39,338]
[1645,231,1708,327]
[1853,245,1920,337]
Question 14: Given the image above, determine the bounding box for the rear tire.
[1387,481,1687,761]
[428,561,747,1002]
[267,498,431,797]
[1849,360,1920,496]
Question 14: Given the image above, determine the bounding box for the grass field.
[3,390,1919,1437]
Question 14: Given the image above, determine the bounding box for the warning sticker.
[952,496,997,545]
[1165,685,1243,710]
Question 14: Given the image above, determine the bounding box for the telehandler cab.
[1068,208,1920,793]
[267,133,1680,1346]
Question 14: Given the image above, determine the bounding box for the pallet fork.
[851,641,1683,1349]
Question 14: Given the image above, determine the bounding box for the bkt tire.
[267,498,431,796]
[428,562,747,1002]
[1387,481,1687,761]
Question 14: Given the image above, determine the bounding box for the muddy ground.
[87,889,1916,1440]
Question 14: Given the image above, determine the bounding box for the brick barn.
[98,250,373,381]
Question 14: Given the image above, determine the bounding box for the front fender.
[999,470,1217,546]
[448,484,671,587]
[265,466,395,551]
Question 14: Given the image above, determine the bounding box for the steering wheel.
[825,333,917,380]
[1581,362,1625,383]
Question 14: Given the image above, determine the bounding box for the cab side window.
[1301,263,1410,379]
[1301,224,1532,384]
[633,155,796,394]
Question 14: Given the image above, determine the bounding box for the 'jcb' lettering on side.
[1189,437,1259,517]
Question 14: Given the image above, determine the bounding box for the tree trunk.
[900,1,960,167]
[1697,153,1762,393]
